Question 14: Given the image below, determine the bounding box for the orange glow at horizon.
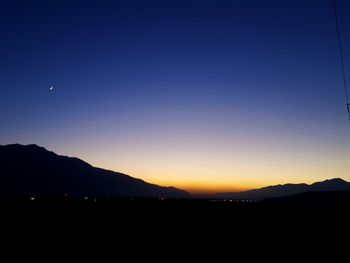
[155,181,253,194]
[24,113,350,194]
[3,0,350,197]
[52,140,350,194]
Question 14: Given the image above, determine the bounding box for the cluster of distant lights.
[209,199,254,203]
[28,195,254,203]
[29,194,98,202]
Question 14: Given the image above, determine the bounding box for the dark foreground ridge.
[1,144,350,202]
[0,144,189,198]
[262,190,350,205]
[1,193,350,225]
[1,186,350,238]
[208,178,350,200]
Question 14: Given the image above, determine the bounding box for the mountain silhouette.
[261,191,350,206]
[0,144,189,198]
[209,178,350,200]
[1,144,349,200]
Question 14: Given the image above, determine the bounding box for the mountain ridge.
[1,144,349,200]
[0,144,189,198]
[207,178,350,200]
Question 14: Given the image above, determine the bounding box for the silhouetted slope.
[261,191,350,206]
[209,178,350,200]
[0,144,189,198]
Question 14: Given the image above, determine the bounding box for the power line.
[332,0,350,122]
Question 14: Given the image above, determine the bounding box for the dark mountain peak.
[1,144,93,169]
[310,178,350,191]
[208,178,350,200]
[1,143,56,156]
[262,191,350,205]
[258,182,308,190]
[314,178,348,185]
[0,144,189,198]
[2,143,43,149]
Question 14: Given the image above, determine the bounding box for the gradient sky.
[1,0,350,193]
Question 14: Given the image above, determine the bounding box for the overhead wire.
[332,0,350,121]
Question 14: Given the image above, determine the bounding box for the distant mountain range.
[261,191,350,205]
[1,144,350,200]
[208,178,350,200]
[0,144,189,198]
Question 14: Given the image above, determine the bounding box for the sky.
[1,0,350,193]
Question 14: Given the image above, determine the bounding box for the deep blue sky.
[1,0,350,192]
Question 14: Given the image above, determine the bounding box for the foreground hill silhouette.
[209,178,350,200]
[262,191,350,206]
[1,144,349,201]
[0,144,189,198]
